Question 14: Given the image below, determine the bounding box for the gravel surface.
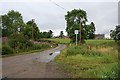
[2,44,68,78]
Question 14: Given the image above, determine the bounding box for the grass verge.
[2,44,57,57]
[55,40,119,78]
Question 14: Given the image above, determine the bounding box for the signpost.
[75,30,78,45]
[18,26,21,34]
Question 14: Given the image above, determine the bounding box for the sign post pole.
[75,30,78,46]
[76,34,77,45]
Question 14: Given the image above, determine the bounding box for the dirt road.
[2,44,68,78]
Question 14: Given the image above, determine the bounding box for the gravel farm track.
[2,44,68,78]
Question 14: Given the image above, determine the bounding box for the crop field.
[55,39,119,78]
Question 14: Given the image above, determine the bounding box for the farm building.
[95,34,105,39]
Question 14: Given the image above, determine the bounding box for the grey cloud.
[1,2,118,37]
[118,1,120,24]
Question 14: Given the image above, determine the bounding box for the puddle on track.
[36,51,61,63]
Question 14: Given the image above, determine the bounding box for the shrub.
[8,39,18,49]
[2,45,13,55]
[9,39,33,50]
[9,33,33,50]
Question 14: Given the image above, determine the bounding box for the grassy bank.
[55,40,119,78]
[2,43,57,57]
[2,45,54,57]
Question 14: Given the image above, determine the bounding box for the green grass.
[47,38,115,45]
[55,39,119,78]
[86,39,115,45]
[47,38,71,44]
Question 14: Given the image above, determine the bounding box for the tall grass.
[65,45,103,57]
[55,40,119,78]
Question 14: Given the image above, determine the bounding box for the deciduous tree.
[59,31,64,38]
[23,19,40,40]
[110,25,120,44]
[85,22,95,39]
[65,9,87,43]
[2,10,24,37]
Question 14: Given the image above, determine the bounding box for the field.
[54,39,119,78]
[47,38,71,44]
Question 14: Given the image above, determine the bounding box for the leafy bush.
[9,33,33,50]
[8,39,18,49]
[2,45,13,55]
[9,39,33,50]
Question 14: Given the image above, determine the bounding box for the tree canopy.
[1,10,41,40]
[85,22,95,39]
[110,25,120,44]
[39,30,53,38]
[23,19,40,40]
[65,9,95,43]
[2,10,24,37]
[59,31,64,38]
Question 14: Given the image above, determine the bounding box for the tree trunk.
[80,22,85,44]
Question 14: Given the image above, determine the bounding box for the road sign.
[75,30,78,34]
[75,30,78,45]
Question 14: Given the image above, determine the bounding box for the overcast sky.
[1,0,119,38]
